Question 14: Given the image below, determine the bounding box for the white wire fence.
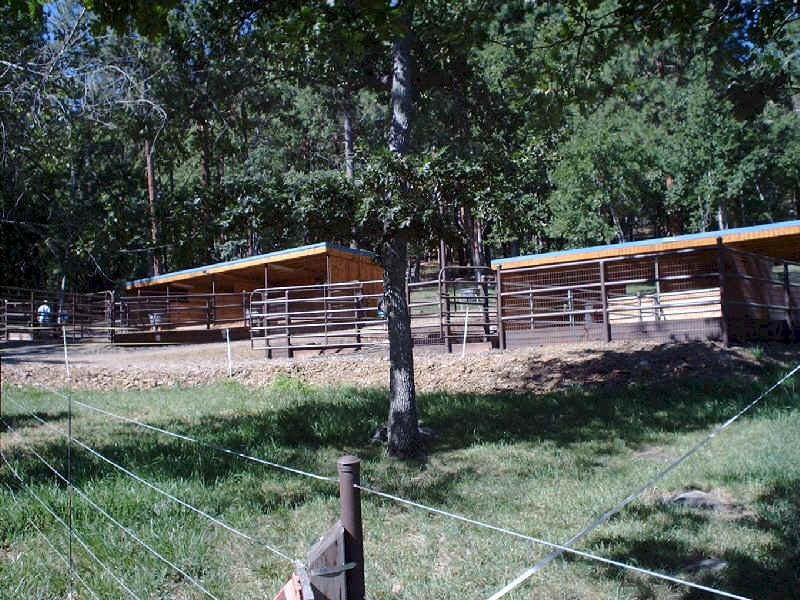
[1,354,799,599]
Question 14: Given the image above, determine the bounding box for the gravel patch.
[0,338,774,396]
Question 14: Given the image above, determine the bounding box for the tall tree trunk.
[384,10,418,458]
[383,234,418,456]
[200,119,212,187]
[463,209,486,267]
[144,139,161,276]
[717,201,728,230]
[343,101,360,248]
[343,103,355,181]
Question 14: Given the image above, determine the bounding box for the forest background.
[2,0,799,292]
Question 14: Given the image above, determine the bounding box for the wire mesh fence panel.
[498,249,729,347]
[0,287,114,341]
[116,292,251,333]
[439,267,499,351]
[250,281,388,356]
[724,248,799,341]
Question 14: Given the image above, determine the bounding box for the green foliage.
[2,0,799,290]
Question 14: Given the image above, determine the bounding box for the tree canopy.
[3,0,799,453]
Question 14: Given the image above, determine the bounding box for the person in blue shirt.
[37,299,52,325]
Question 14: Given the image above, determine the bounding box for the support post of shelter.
[497,268,506,350]
[717,238,730,347]
[437,275,444,347]
[784,262,796,337]
[211,279,217,327]
[264,266,272,359]
[654,256,663,324]
[600,261,611,343]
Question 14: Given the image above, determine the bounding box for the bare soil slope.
[2,339,791,395]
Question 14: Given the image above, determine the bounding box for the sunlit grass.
[1,350,799,599]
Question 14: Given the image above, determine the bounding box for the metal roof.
[126,242,376,290]
[491,220,800,269]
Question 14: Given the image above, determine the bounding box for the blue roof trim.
[491,220,800,267]
[127,242,375,288]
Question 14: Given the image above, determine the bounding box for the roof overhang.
[492,220,800,270]
[126,243,377,291]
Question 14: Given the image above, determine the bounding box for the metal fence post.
[109,291,116,344]
[285,290,293,358]
[354,282,363,348]
[600,261,611,343]
[480,273,490,341]
[338,456,365,600]
[444,277,453,353]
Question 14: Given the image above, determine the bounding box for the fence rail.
[2,245,797,350]
[495,243,798,348]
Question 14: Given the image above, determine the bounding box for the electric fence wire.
[48,388,336,484]
[487,361,800,600]
[1,402,296,564]
[8,387,755,600]
[2,481,102,600]
[0,433,219,600]
[352,481,751,600]
[0,453,138,600]
[6,360,798,600]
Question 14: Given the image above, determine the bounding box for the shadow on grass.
[1,341,798,595]
[2,342,797,492]
[588,480,800,599]
[1,411,70,432]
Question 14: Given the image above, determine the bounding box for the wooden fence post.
[600,261,611,343]
[338,456,364,600]
[306,456,365,600]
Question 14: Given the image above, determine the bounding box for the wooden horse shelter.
[117,243,382,344]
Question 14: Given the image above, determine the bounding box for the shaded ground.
[1,338,794,396]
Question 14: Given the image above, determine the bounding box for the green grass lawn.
[1,349,800,599]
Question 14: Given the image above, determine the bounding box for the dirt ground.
[2,337,795,395]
